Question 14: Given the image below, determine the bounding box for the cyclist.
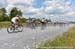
[31,18,36,28]
[11,15,20,31]
[31,18,36,23]
[41,18,46,28]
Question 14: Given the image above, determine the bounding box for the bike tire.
[7,26,14,33]
[17,25,23,32]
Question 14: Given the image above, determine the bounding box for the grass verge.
[0,21,26,28]
[0,21,11,28]
[37,27,75,49]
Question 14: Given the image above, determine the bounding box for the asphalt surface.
[0,24,74,49]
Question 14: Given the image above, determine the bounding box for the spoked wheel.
[17,25,23,32]
[7,26,15,33]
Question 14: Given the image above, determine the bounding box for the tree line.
[0,7,26,22]
[0,7,51,23]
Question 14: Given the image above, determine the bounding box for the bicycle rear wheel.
[7,26,14,33]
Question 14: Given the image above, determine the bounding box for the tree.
[9,7,23,21]
[0,8,7,21]
[1,8,6,15]
[18,10,22,17]
[9,7,18,20]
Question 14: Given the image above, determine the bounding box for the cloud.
[7,0,34,5]
[43,0,74,16]
[0,0,6,4]
[6,0,35,14]
[6,5,15,14]
[24,0,75,21]
[7,0,35,6]
[29,0,75,21]
[24,6,40,14]
[5,0,75,21]
[65,11,75,16]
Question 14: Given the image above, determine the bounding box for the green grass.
[0,21,26,28]
[37,27,75,49]
[0,21,11,28]
[0,21,40,28]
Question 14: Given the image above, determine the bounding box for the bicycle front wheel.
[17,25,23,32]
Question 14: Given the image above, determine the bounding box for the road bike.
[7,24,23,33]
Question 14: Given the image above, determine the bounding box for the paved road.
[0,24,74,49]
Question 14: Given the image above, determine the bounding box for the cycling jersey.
[41,19,46,22]
[31,18,36,23]
[11,16,19,24]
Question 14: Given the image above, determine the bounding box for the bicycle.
[7,23,23,33]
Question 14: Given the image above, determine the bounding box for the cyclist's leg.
[31,22,35,28]
[41,22,43,28]
[16,21,19,26]
[31,21,34,27]
[44,22,46,26]
[33,22,35,27]
[13,22,16,30]
[42,22,46,29]
[11,22,15,30]
[33,22,36,28]
[32,22,34,28]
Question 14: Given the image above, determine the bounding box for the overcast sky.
[0,0,75,22]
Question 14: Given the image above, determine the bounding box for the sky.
[0,0,75,22]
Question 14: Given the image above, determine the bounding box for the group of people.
[11,15,48,30]
[27,18,48,28]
